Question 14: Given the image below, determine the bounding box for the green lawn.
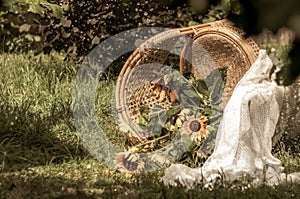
[0,53,299,198]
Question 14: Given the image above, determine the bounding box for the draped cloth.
[162,50,300,189]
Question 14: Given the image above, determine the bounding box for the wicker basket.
[115,19,260,144]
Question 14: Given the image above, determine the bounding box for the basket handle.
[179,38,193,74]
[178,25,205,75]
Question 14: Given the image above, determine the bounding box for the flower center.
[123,158,138,171]
[189,120,201,132]
[123,155,139,171]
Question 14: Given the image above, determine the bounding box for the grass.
[0,52,299,198]
[1,159,300,198]
[0,52,86,171]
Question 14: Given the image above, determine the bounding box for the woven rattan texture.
[191,20,260,103]
[116,19,260,142]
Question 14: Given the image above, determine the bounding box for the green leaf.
[92,36,100,46]
[138,115,149,126]
[166,105,181,117]
[19,24,31,33]
[149,105,167,127]
[5,0,63,17]
[24,34,34,41]
[203,107,212,115]
[40,1,63,18]
[182,89,197,98]
[188,20,200,26]
[61,18,72,27]
[28,3,45,15]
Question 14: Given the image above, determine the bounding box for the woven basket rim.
[115,19,260,143]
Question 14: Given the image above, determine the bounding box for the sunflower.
[182,116,209,142]
[114,152,144,174]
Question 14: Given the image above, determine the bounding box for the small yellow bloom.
[182,116,209,142]
[114,152,144,174]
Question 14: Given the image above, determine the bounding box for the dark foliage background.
[0,0,222,61]
[0,0,299,82]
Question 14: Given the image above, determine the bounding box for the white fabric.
[162,50,300,189]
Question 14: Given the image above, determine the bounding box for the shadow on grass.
[0,102,89,172]
[0,53,124,173]
[1,166,300,199]
[0,164,163,198]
